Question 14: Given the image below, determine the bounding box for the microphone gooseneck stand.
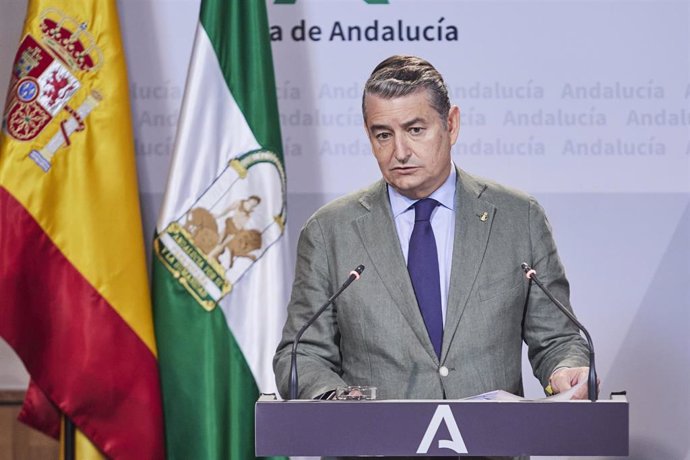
[289,265,365,400]
[521,262,598,402]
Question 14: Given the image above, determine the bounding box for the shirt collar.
[388,163,457,218]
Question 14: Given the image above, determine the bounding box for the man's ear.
[448,105,460,144]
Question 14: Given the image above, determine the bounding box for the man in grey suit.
[274,55,592,454]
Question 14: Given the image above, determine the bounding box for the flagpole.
[64,417,75,460]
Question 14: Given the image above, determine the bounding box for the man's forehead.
[364,88,431,106]
[364,91,434,124]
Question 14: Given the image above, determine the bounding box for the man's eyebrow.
[368,117,426,132]
[368,123,390,132]
[402,117,426,129]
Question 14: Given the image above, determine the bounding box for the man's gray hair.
[362,55,451,125]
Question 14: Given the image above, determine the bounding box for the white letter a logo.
[416,405,468,454]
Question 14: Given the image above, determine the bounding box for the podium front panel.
[255,398,628,457]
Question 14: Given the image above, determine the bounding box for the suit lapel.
[354,181,439,363]
[442,168,496,360]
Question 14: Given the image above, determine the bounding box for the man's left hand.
[549,367,598,400]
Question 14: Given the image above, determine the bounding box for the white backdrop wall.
[0,1,688,459]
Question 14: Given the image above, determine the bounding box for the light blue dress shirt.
[387,165,456,325]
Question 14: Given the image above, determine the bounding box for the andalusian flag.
[0,0,164,458]
[152,0,288,458]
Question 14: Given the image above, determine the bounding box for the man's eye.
[376,132,391,141]
[409,127,424,135]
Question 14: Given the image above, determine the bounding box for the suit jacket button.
[439,366,449,377]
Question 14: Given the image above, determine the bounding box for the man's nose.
[393,135,411,162]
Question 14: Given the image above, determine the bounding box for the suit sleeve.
[273,217,348,399]
[523,197,590,388]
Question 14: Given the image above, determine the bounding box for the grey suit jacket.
[274,167,588,400]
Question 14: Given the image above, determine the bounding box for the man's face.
[364,90,460,200]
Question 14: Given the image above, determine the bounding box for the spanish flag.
[0,0,164,458]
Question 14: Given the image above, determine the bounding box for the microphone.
[289,264,365,400]
[521,262,598,402]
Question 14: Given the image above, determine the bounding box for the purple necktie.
[407,198,443,359]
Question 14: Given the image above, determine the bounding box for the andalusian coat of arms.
[154,151,287,311]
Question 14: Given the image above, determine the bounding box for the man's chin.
[389,182,427,200]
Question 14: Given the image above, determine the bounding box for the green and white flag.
[152,0,288,458]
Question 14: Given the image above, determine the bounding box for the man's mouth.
[392,165,419,173]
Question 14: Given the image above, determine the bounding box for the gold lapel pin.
[479,211,489,222]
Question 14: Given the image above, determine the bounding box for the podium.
[255,394,628,457]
